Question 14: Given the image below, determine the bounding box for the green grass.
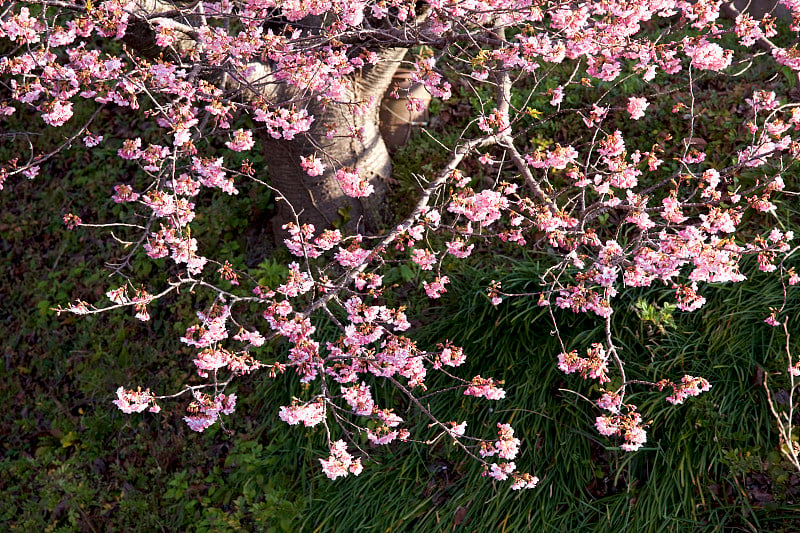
[294,255,800,532]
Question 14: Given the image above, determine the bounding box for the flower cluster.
[279,399,326,427]
[464,376,506,400]
[658,375,712,405]
[335,167,374,198]
[557,344,610,384]
[479,423,520,460]
[113,387,160,414]
[319,440,363,480]
[595,408,648,452]
[184,392,237,432]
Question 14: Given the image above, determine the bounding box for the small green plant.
[633,299,677,335]
[255,258,290,288]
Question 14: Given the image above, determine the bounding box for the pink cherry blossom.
[225,129,255,152]
[319,440,363,480]
[113,386,159,414]
[335,167,374,198]
[686,40,732,71]
[626,97,649,120]
[41,100,73,127]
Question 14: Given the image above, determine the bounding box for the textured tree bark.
[262,48,408,238]
[124,2,407,240]
[730,0,789,19]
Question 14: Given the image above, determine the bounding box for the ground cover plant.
[3,0,800,530]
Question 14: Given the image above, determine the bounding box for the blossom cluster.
[557,344,610,384]
[595,408,649,452]
[658,376,712,405]
[113,387,160,414]
[319,440,363,480]
[184,392,237,432]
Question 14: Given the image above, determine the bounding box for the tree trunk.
[123,3,408,240]
[263,48,408,239]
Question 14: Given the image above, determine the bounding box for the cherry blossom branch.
[301,134,499,318]
[7,105,105,178]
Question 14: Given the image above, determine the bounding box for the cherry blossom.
[626,97,649,120]
[113,387,160,414]
[320,440,363,480]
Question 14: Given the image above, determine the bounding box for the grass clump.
[297,254,800,532]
